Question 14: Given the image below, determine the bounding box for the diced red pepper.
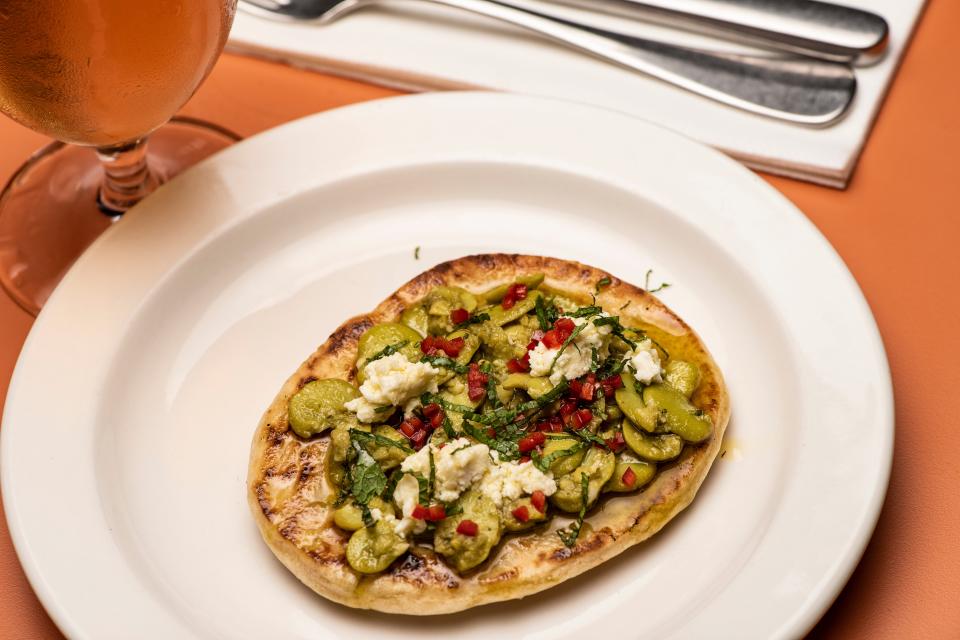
[407,416,424,430]
[420,335,465,358]
[426,504,447,521]
[456,520,479,536]
[579,381,596,402]
[429,411,444,430]
[399,421,417,437]
[548,416,564,432]
[605,430,627,453]
[518,431,546,453]
[541,331,563,349]
[622,466,637,487]
[450,308,470,324]
[486,427,496,438]
[410,430,428,449]
[534,421,551,432]
[467,362,489,402]
[530,490,547,513]
[511,505,530,523]
[501,283,528,310]
[600,374,623,397]
[555,317,575,334]
[506,358,529,373]
[559,399,578,417]
[571,408,593,429]
[422,403,441,418]
[411,504,430,520]
[568,379,583,397]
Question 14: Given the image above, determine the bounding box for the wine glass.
[0,0,240,315]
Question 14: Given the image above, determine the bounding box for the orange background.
[1,0,958,637]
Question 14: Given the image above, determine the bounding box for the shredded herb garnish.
[567,305,602,318]
[441,412,456,439]
[464,381,569,430]
[350,428,414,454]
[481,362,501,409]
[534,295,557,331]
[349,441,387,506]
[595,277,612,294]
[416,473,430,506]
[428,449,436,499]
[566,426,609,450]
[414,246,421,260]
[558,472,590,547]
[462,421,520,460]
[454,312,490,327]
[420,392,475,415]
[592,315,637,349]
[419,354,469,374]
[644,269,671,294]
[374,405,394,413]
[590,347,601,372]
[365,340,409,365]
[531,441,587,473]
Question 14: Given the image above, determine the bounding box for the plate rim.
[1,91,893,639]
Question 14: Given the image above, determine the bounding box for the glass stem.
[96,137,161,214]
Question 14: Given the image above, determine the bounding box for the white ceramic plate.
[1,92,892,639]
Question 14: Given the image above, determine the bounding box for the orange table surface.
[1,0,958,637]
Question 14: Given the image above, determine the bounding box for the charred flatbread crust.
[248,254,729,614]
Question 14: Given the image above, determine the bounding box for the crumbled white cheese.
[344,353,439,422]
[626,339,662,384]
[403,396,422,418]
[398,438,493,504]
[479,460,557,507]
[399,442,432,477]
[434,439,492,503]
[392,473,426,536]
[368,508,383,522]
[528,315,613,385]
[342,396,382,423]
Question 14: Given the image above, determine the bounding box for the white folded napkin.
[228,0,925,187]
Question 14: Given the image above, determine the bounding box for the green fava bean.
[479,273,545,304]
[403,286,479,336]
[434,489,503,572]
[643,384,712,443]
[550,448,615,513]
[621,420,683,461]
[486,290,543,327]
[472,320,524,360]
[367,425,409,470]
[345,519,409,574]
[288,379,360,438]
[333,497,395,531]
[540,435,587,476]
[502,496,548,532]
[501,373,554,399]
[664,360,701,398]
[605,458,656,493]
[399,305,429,337]
[356,323,423,383]
[614,378,660,433]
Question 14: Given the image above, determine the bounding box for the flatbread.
[248,254,730,614]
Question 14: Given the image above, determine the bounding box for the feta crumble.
[626,339,662,384]
[392,473,426,536]
[344,353,439,422]
[528,315,613,385]
[479,460,557,507]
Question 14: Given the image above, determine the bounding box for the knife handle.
[549,0,889,65]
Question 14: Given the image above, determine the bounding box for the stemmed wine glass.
[0,0,240,314]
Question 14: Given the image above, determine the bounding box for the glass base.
[0,117,240,315]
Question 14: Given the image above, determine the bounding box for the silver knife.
[547,0,889,65]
